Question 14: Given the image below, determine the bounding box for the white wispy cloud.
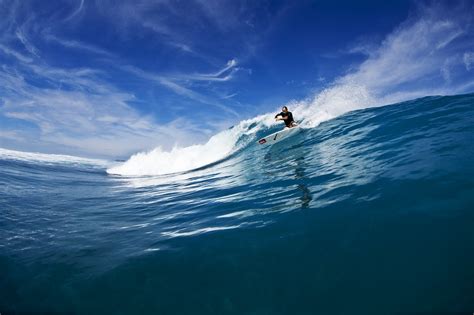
[464,52,474,71]
[168,41,194,54]
[91,0,266,61]
[222,92,238,99]
[0,130,25,142]
[43,34,115,57]
[337,4,474,104]
[174,59,239,82]
[64,0,85,22]
[15,28,40,58]
[93,1,196,54]
[0,44,33,63]
[119,64,240,116]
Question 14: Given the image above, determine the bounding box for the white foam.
[0,147,108,166]
[106,117,266,176]
[161,224,244,238]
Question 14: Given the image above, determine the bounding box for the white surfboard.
[257,125,301,145]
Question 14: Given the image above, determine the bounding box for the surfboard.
[257,125,301,145]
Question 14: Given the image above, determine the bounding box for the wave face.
[1,93,474,314]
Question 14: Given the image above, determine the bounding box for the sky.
[0,0,473,158]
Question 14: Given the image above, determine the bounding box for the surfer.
[275,106,297,128]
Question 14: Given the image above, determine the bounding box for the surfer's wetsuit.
[275,111,295,128]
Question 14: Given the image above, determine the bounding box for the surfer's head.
[282,106,288,113]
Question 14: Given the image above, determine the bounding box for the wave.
[0,147,108,167]
[106,83,381,176]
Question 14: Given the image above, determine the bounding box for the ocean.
[1,93,474,314]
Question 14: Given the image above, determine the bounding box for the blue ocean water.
[1,94,474,314]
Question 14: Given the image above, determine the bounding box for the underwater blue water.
[1,94,474,314]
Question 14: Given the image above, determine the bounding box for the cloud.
[64,0,85,21]
[90,0,268,60]
[92,1,196,53]
[15,28,40,58]
[168,41,194,53]
[43,34,115,57]
[464,52,474,71]
[222,92,238,99]
[118,63,240,116]
[157,78,238,116]
[0,44,33,63]
[0,130,25,142]
[175,59,239,82]
[336,3,474,104]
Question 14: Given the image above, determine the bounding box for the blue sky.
[0,0,473,158]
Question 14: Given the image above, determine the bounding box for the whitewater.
[1,92,473,314]
[107,84,377,176]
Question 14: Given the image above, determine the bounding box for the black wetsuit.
[275,111,295,127]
